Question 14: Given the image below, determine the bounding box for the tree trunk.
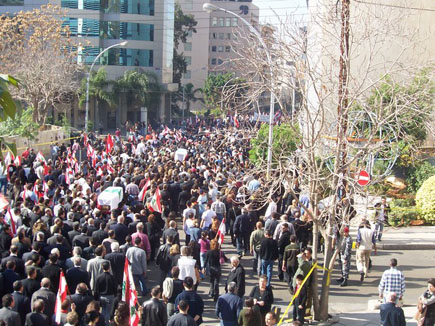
[318,231,333,321]
[311,220,321,320]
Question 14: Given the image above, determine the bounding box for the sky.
[253,0,309,26]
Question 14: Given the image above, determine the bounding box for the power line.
[353,0,435,12]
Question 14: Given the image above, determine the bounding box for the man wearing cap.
[337,227,352,287]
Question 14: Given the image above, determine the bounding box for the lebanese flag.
[122,258,140,326]
[106,134,114,154]
[216,218,226,244]
[234,114,240,128]
[4,152,13,168]
[87,144,94,158]
[138,178,151,203]
[83,133,88,147]
[22,188,27,202]
[36,151,46,164]
[5,206,16,236]
[147,187,162,213]
[14,156,21,167]
[54,270,69,325]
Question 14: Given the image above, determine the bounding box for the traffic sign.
[357,170,370,186]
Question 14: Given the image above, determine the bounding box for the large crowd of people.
[0,118,433,326]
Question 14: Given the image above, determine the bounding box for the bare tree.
[0,5,83,124]
[225,0,434,321]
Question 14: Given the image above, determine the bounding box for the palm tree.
[79,67,115,130]
[114,69,162,120]
[174,83,203,117]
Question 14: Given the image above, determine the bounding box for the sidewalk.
[350,225,435,250]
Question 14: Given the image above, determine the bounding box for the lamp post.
[85,41,128,132]
[203,3,275,178]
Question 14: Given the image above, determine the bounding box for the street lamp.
[203,3,275,178]
[85,41,128,132]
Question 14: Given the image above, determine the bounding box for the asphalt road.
[144,234,434,325]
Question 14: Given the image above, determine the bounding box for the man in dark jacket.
[110,216,129,245]
[380,292,406,326]
[25,299,49,326]
[1,245,25,279]
[66,257,90,293]
[21,268,40,298]
[2,260,20,294]
[225,256,245,298]
[175,277,204,325]
[70,283,93,320]
[282,235,300,292]
[259,230,279,287]
[277,223,291,281]
[104,242,125,288]
[95,261,117,324]
[216,282,243,326]
[167,300,196,326]
[12,281,29,326]
[293,274,307,324]
[233,208,253,257]
[41,254,62,293]
[142,286,167,326]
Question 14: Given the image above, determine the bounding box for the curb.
[377,243,435,250]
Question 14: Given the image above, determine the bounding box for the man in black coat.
[92,221,108,245]
[72,225,90,249]
[277,223,291,281]
[12,281,30,326]
[110,216,129,245]
[259,230,279,287]
[66,257,90,293]
[142,286,167,326]
[0,294,21,326]
[25,299,49,326]
[21,268,40,298]
[104,242,125,288]
[293,274,307,324]
[3,260,20,294]
[70,283,93,320]
[233,208,253,257]
[225,256,245,298]
[380,292,406,326]
[1,245,25,279]
[30,278,56,319]
[95,262,117,323]
[0,225,12,258]
[68,222,81,245]
[41,254,62,293]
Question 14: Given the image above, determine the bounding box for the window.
[225,46,231,52]
[81,47,153,67]
[185,56,191,65]
[211,58,217,65]
[212,17,218,26]
[218,33,224,40]
[211,46,217,52]
[184,42,192,51]
[231,17,238,26]
[218,46,224,52]
[225,17,231,27]
[218,59,223,65]
[183,70,191,79]
[226,33,231,40]
[212,32,217,39]
[218,17,224,27]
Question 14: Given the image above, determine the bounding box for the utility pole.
[182,85,185,122]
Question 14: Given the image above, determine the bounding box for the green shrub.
[416,175,435,223]
[406,161,435,193]
[389,206,420,226]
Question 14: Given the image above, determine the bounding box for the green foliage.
[114,69,162,109]
[249,123,301,165]
[79,67,115,109]
[173,83,203,115]
[0,106,39,140]
[172,3,197,85]
[388,198,420,226]
[406,161,435,193]
[416,175,435,223]
[0,74,19,158]
[202,73,247,111]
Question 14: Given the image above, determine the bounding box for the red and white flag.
[4,152,13,168]
[5,206,16,236]
[138,179,151,203]
[234,114,240,128]
[83,133,88,147]
[106,134,114,154]
[36,151,46,164]
[217,218,226,244]
[122,258,140,326]
[54,270,69,325]
[147,187,162,213]
[14,156,21,167]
